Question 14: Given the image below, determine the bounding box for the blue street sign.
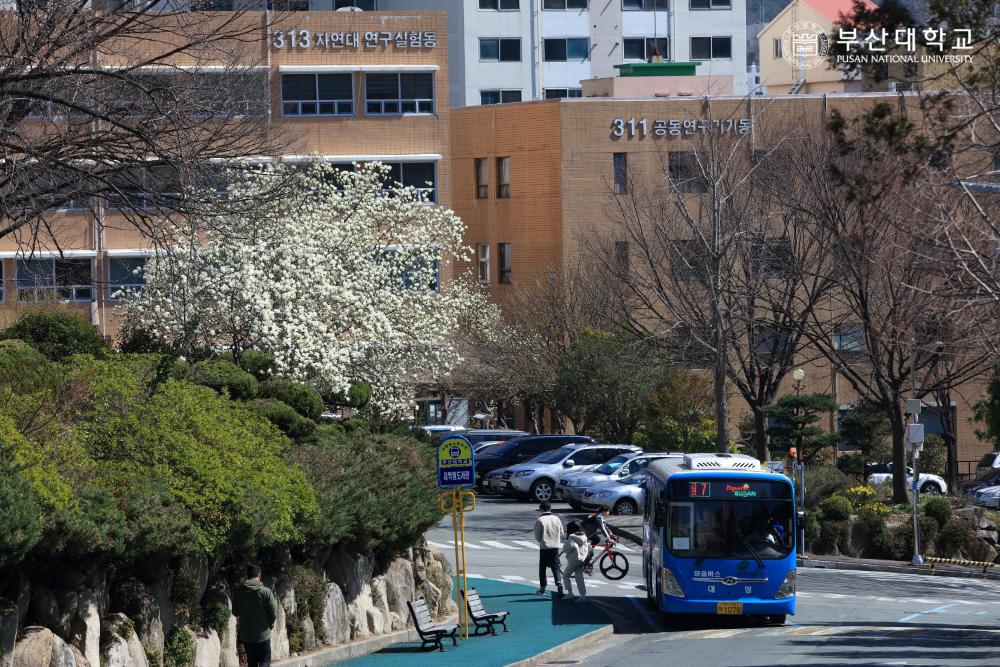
[437,435,475,489]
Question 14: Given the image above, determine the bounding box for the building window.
[834,323,867,361]
[479,38,522,62]
[496,157,510,198]
[691,36,732,60]
[751,238,793,279]
[670,239,709,283]
[108,257,146,299]
[334,0,374,8]
[614,240,630,274]
[16,258,93,302]
[480,90,523,105]
[478,244,490,283]
[365,73,434,115]
[752,325,791,364]
[773,38,782,59]
[543,38,590,61]
[106,165,182,211]
[269,0,310,9]
[281,73,353,116]
[475,158,489,198]
[401,258,440,292]
[498,243,512,284]
[544,88,583,98]
[623,37,669,60]
[381,162,437,202]
[480,0,520,8]
[623,0,668,9]
[613,152,628,194]
[690,0,729,7]
[543,0,587,7]
[667,152,707,192]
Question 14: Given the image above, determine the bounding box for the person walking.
[562,521,591,602]
[534,501,565,597]
[232,564,279,667]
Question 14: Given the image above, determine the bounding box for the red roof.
[802,0,876,23]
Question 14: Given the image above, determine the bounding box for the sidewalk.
[340,578,613,667]
[605,515,1000,581]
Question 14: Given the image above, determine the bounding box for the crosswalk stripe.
[448,540,485,549]
[427,540,450,550]
[513,540,540,550]
[501,575,527,581]
[481,540,522,550]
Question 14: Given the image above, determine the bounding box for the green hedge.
[259,379,324,421]
[248,398,316,438]
[923,496,952,528]
[188,359,259,400]
[820,495,853,521]
[0,339,56,393]
[1,310,106,361]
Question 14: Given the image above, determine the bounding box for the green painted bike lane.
[339,578,612,667]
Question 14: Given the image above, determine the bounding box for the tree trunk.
[714,358,730,453]
[889,405,908,504]
[752,407,769,461]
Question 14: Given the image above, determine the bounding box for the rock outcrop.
[0,598,18,667]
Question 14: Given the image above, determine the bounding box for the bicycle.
[586,539,629,580]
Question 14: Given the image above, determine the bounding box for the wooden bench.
[407,598,458,652]
[462,588,510,636]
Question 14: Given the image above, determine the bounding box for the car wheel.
[613,498,638,516]
[530,479,555,503]
[921,482,943,495]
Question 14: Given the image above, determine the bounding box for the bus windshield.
[667,478,794,560]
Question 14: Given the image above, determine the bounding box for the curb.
[274,614,458,666]
[503,625,615,667]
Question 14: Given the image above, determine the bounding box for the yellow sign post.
[439,488,475,638]
[435,434,477,639]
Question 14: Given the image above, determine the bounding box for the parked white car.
[558,452,681,509]
[973,485,1000,508]
[499,444,640,503]
[867,462,947,495]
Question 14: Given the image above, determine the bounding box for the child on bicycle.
[581,506,614,576]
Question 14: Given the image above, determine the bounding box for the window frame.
[543,0,588,8]
[498,242,512,284]
[479,37,522,62]
[380,161,437,203]
[667,151,708,193]
[280,73,355,117]
[613,152,628,194]
[478,243,490,283]
[690,36,733,60]
[543,88,583,99]
[108,256,146,300]
[480,89,523,105]
[773,38,783,59]
[496,157,510,198]
[623,37,669,61]
[543,38,590,62]
[480,0,521,9]
[364,73,434,116]
[689,0,730,8]
[475,158,489,198]
[622,0,668,9]
[16,257,94,303]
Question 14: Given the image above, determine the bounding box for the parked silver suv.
[500,443,640,503]
[558,452,682,509]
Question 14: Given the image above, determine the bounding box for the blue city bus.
[642,453,797,624]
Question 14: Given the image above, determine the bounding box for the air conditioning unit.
[682,453,761,471]
[889,81,916,92]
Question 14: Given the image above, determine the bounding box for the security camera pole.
[907,398,924,565]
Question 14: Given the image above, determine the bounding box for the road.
[427,496,1000,666]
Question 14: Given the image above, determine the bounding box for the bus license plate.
[716,602,743,615]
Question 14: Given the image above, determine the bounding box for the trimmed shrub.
[248,399,316,438]
[936,518,974,558]
[818,519,850,554]
[870,521,896,559]
[804,466,852,509]
[820,495,853,521]
[188,360,258,400]
[0,468,43,569]
[803,512,821,543]
[259,379,324,421]
[1,310,106,361]
[923,496,953,528]
[219,350,277,382]
[892,515,940,560]
[0,339,55,393]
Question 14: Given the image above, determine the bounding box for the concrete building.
[378,0,749,106]
[447,91,992,472]
[2,10,452,341]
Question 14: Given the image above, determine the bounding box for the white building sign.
[271,29,436,51]
[611,117,751,139]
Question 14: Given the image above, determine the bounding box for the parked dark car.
[439,429,528,447]
[474,434,596,491]
[962,468,1000,498]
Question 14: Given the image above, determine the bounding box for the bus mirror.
[796,510,805,521]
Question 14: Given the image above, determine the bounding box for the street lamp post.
[792,368,806,557]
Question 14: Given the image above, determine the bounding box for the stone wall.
[0,542,455,667]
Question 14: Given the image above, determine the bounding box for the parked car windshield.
[535,446,577,465]
[594,454,631,475]
[476,443,502,456]
[979,453,998,467]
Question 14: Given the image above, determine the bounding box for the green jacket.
[232,578,279,644]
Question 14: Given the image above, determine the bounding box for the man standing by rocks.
[233,564,279,667]
[534,501,565,598]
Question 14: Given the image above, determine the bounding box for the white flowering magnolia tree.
[122,161,492,410]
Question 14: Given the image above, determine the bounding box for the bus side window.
[653,499,666,528]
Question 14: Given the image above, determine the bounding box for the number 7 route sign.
[437,435,475,489]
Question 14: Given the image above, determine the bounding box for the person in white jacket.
[534,501,565,597]
[561,521,592,601]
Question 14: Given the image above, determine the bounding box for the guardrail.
[925,556,997,577]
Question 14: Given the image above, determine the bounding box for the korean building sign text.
[611,116,751,139]
[271,29,436,51]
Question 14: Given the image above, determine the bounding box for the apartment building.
[448,92,992,468]
[376,0,749,105]
[2,10,451,340]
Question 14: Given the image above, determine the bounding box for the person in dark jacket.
[232,564,279,667]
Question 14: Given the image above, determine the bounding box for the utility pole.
[792,368,806,557]
[908,340,924,566]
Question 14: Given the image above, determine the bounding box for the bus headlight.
[661,567,684,598]
[775,571,796,599]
